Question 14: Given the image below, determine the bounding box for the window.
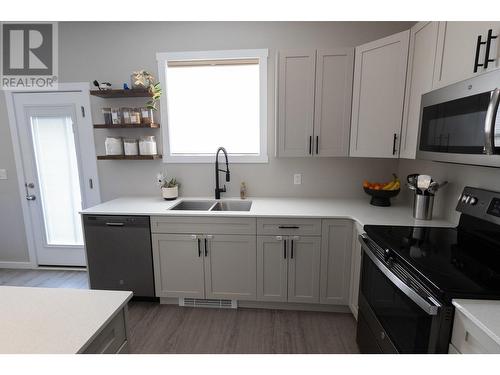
[157,49,268,163]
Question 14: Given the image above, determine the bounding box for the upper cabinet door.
[433,22,500,89]
[277,50,316,157]
[350,30,410,158]
[313,48,354,157]
[400,22,440,160]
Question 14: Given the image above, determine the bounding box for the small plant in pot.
[161,178,179,201]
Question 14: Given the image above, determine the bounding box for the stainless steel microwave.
[417,69,500,167]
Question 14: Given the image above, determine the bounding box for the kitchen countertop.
[452,299,500,347]
[81,196,455,228]
[0,286,132,354]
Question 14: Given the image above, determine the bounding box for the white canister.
[139,136,158,155]
[123,138,139,156]
[105,136,123,155]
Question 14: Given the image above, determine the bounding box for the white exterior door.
[9,88,99,266]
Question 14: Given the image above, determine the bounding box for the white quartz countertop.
[81,196,454,228]
[453,299,500,347]
[0,286,132,354]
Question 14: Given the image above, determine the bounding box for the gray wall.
[0,21,414,263]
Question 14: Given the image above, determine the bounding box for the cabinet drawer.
[256,218,321,236]
[82,309,127,354]
[451,310,500,354]
[151,216,256,235]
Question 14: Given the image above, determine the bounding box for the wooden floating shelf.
[90,89,152,98]
[93,123,160,129]
[97,155,162,160]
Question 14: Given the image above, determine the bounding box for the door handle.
[105,222,124,226]
[316,136,319,155]
[484,88,500,155]
[24,183,36,201]
[278,225,299,229]
[392,133,398,155]
[474,34,486,73]
[283,237,287,259]
[484,29,498,69]
[197,238,201,257]
[204,238,208,257]
[308,136,312,155]
[290,238,294,259]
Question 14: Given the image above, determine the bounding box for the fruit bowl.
[363,187,400,207]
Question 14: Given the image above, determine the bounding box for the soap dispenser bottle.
[240,182,247,199]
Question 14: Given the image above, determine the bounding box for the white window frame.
[156,49,269,163]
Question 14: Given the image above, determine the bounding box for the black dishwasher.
[83,215,155,298]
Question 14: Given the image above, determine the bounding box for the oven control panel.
[457,186,500,225]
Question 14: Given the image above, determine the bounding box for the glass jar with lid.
[105,136,123,155]
[111,108,122,125]
[102,108,112,125]
[139,136,157,155]
[130,108,141,124]
[121,107,132,124]
[141,107,154,125]
[123,138,139,156]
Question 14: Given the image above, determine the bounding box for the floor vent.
[179,298,237,309]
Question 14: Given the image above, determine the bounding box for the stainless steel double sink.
[169,199,252,212]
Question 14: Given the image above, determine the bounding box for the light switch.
[0,169,7,180]
[293,173,302,185]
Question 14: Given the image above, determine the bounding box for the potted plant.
[161,177,179,201]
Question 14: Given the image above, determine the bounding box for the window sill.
[163,154,269,164]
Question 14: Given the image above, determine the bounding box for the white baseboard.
[0,261,35,269]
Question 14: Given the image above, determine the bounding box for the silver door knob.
[24,182,36,201]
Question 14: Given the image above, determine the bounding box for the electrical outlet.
[156,172,164,186]
[0,169,7,180]
[293,173,302,185]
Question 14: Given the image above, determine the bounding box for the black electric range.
[357,186,500,354]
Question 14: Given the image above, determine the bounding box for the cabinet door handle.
[392,133,398,155]
[474,34,486,72]
[283,238,287,259]
[204,238,208,257]
[290,239,294,259]
[316,136,319,154]
[484,29,498,69]
[309,136,312,155]
[197,238,201,257]
[278,225,299,229]
[105,222,124,226]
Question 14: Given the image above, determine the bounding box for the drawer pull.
[278,225,299,229]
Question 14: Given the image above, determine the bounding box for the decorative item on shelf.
[146,82,162,111]
[363,174,400,207]
[139,135,158,155]
[111,108,122,125]
[161,177,179,201]
[130,108,141,124]
[102,108,112,125]
[123,138,139,156]
[93,80,112,90]
[121,107,132,124]
[140,107,154,124]
[131,70,155,89]
[123,83,130,90]
[105,136,124,156]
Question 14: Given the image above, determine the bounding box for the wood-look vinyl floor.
[0,268,359,354]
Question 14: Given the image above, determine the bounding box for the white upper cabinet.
[400,22,440,159]
[313,49,354,157]
[433,22,500,89]
[349,30,410,158]
[277,50,316,157]
[277,48,354,157]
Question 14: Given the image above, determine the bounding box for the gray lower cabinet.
[82,309,129,354]
[152,230,257,300]
[152,234,205,298]
[320,219,353,305]
[204,235,257,300]
[257,235,321,304]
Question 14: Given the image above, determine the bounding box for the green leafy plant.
[161,177,178,189]
[147,82,162,111]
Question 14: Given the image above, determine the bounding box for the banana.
[382,176,400,191]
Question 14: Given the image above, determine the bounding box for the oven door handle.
[359,234,441,316]
[484,87,500,155]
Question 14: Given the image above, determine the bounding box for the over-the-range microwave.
[417,69,500,167]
